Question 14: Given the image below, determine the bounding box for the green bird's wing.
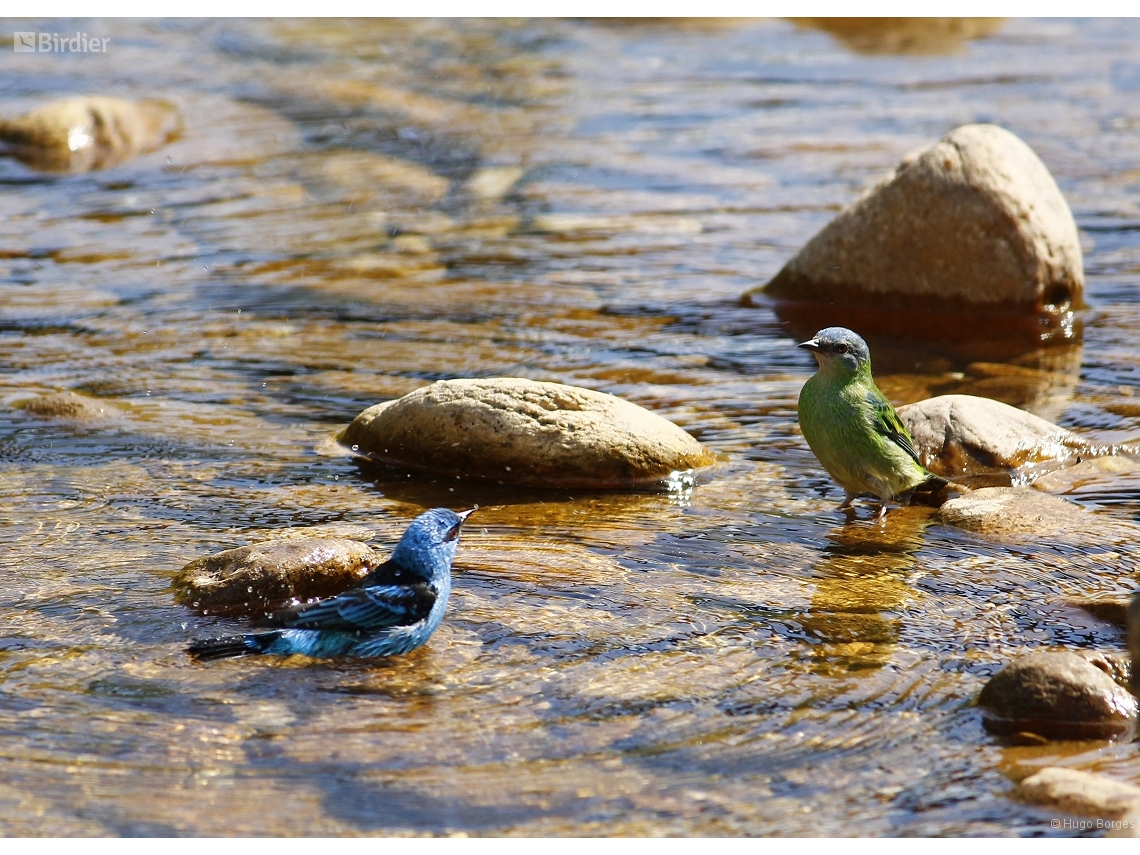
[865,389,923,467]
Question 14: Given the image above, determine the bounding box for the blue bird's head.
[389,507,475,581]
[798,327,872,378]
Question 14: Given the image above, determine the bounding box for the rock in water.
[898,394,1106,481]
[978,652,1138,741]
[11,390,120,423]
[173,537,376,617]
[752,124,1083,341]
[0,96,181,172]
[341,378,714,489]
[1016,768,1140,820]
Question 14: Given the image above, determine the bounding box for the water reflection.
[800,507,933,674]
[792,18,1006,56]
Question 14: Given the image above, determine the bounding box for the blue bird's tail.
[187,630,282,660]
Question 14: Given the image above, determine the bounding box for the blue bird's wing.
[865,388,923,467]
[272,582,436,631]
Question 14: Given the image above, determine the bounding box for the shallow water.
[0,17,1139,836]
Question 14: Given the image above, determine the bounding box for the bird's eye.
[836,343,849,354]
[444,524,461,542]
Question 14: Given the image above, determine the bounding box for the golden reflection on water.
[0,17,1139,836]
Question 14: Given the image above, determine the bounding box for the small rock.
[1016,767,1140,820]
[172,537,377,617]
[937,488,1089,538]
[1032,454,1140,493]
[753,124,1083,339]
[898,394,1104,480]
[340,378,714,489]
[0,96,181,172]
[1066,598,1132,630]
[11,390,120,422]
[1131,593,1140,696]
[978,652,1138,741]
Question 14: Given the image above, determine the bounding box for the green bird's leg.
[837,491,857,511]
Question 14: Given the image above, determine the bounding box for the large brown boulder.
[341,378,714,489]
[0,96,181,172]
[754,124,1083,332]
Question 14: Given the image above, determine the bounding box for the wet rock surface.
[341,378,714,489]
[0,96,181,172]
[937,488,1090,539]
[978,652,1138,741]
[1016,767,1140,819]
[172,537,377,617]
[753,124,1083,342]
[11,390,121,422]
[897,394,1104,481]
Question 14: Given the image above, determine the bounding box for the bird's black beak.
[797,339,822,353]
[457,508,478,524]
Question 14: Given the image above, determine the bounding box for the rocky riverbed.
[1,18,1140,837]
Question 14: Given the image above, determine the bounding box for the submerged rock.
[11,390,120,422]
[1066,598,1132,630]
[752,124,1082,342]
[937,488,1089,538]
[898,394,1104,481]
[978,652,1138,741]
[341,378,714,489]
[0,96,181,172]
[173,537,376,617]
[1016,767,1140,820]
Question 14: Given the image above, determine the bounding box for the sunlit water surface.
[1,17,1139,836]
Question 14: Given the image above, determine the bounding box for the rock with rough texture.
[978,652,1138,741]
[11,390,120,422]
[756,124,1083,325]
[1131,594,1140,697]
[898,394,1104,480]
[173,537,376,617]
[1016,768,1140,820]
[0,96,181,172]
[340,378,715,489]
[937,488,1090,538]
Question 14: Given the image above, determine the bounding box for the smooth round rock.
[755,124,1083,322]
[937,488,1089,539]
[897,394,1101,479]
[978,652,1139,741]
[172,537,377,617]
[12,390,120,422]
[341,378,715,488]
[1017,767,1140,820]
[0,96,181,172]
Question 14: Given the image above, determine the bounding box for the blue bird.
[187,508,474,660]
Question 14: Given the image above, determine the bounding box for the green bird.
[797,327,944,520]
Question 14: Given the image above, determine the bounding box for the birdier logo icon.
[12,31,110,53]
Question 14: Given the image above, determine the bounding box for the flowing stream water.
[1,17,1139,836]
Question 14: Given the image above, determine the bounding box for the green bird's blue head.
[797,327,872,379]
